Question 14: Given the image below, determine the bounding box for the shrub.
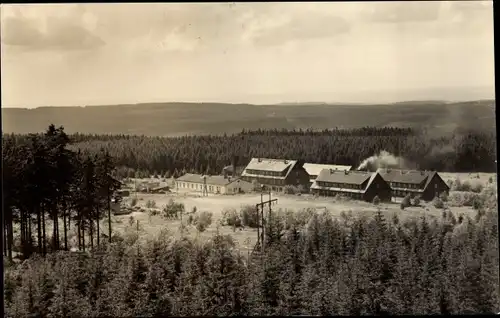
[221,208,242,228]
[295,208,315,227]
[372,195,380,205]
[401,195,411,209]
[439,192,449,202]
[148,209,161,221]
[412,196,421,206]
[469,182,484,193]
[252,180,261,192]
[297,184,308,194]
[194,211,213,232]
[450,179,484,193]
[162,199,185,219]
[433,197,444,209]
[449,191,480,207]
[146,199,156,208]
[472,197,483,210]
[240,205,260,228]
[284,185,299,195]
[187,214,195,225]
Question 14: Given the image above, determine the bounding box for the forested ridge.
[2,100,495,136]
[4,126,493,179]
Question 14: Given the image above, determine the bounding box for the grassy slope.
[2,100,496,136]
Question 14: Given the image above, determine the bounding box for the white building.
[303,163,352,184]
[175,173,253,195]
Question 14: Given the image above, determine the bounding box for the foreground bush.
[449,191,480,207]
[240,205,260,228]
[192,211,213,233]
[4,210,499,316]
[220,208,242,228]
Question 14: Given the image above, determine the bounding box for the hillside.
[2,100,495,136]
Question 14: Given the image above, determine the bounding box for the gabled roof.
[377,168,432,184]
[244,158,297,172]
[303,163,352,177]
[176,173,241,186]
[242,158,300,180]
[311,170,383,194]
[315,169,372,185]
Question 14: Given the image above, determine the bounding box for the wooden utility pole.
[255,188,277,253]
[201,175,208,196]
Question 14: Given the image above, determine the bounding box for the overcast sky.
[0,1,495,107]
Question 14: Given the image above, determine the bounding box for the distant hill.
[2,100,496,136]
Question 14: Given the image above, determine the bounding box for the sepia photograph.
[1,1,498,316]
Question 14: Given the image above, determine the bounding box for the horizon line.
[1,98,496,110]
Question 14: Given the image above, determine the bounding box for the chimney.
[284,159,288,164]
[344,170,348,175]
[258,158,262,162]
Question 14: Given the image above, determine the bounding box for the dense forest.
[19,126,497,177]
[4,127,495,180]
[4,206,499,315]
[2,125,122,261]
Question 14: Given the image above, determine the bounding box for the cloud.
[1,5,105,51]
[367,1,443,23]
[247,12,351,47]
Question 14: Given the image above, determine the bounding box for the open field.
[105,171,496,253]
[2,100,495,136]
[108,191,476,254]
[439,172,497,186]
[11,172,496,257]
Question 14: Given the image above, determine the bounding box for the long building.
[303,163,352,185]
[310,169,392,202]
[175,173,253,195]
[240,158,310,192]
[377,168,450,201]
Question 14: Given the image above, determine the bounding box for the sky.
[0,1,495,108]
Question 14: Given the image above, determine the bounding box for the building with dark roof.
[377,168,450,201]
[310,169,392,202]
[175,173,253,195]
[241,158,310,192]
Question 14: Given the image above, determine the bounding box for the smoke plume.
[357,150,407,172]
